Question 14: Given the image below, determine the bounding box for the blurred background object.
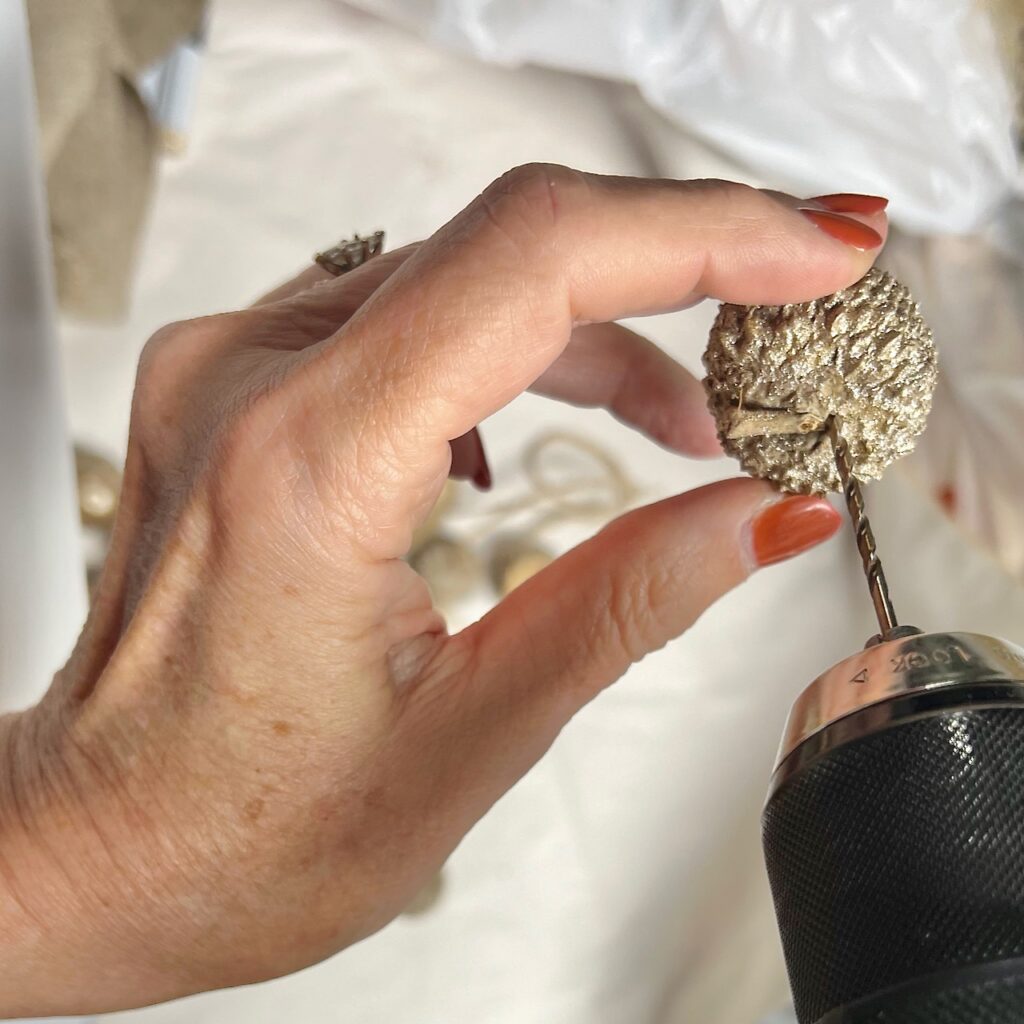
[0,2,87,711]
[990,0,1024,139]
[74,445,120,593]
[25,0,205,319]
[74,445,120,530]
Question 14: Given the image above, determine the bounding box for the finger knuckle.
[491,162,575,209]
[131,320,205,453]
[136,320,194,394]
[707,181,790,241]
[134,313,239,417]
[204,367,374,557]
[134,310,286,483]
[601,559,672,666]
[686,178,764,210]
[477,163,585,247]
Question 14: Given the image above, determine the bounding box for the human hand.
[0,170,885,1015]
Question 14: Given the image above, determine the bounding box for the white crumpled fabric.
[346,0,1019,235]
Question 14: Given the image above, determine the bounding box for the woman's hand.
[0,168,885,1015]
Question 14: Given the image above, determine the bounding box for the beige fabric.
[26,0,204,320]
[988,0,1024,137]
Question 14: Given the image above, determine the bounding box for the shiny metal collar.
[775,632,1024,770]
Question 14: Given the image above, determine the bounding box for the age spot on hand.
[243,798,265,822]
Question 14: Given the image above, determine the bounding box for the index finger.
[332,166,885,450]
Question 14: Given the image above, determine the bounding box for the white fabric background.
[49,0,1024,1021]
[346,0,1018,235]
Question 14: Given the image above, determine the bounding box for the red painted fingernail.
[749,496,842,568]
[799,209,883,251]
[471,430,492,491]
[809,193,889,215]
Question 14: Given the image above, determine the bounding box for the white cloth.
[882,229,1024,582]
[346,0,1019,235]
[51,1,1024,1022]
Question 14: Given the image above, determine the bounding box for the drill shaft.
[826,417,898,637]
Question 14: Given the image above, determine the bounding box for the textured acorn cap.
[702,268,937,494]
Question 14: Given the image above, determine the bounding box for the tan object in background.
[488,536,554,597]
[703,269,938,494]
[74,444,120,528]
[74,445,121,594]
[988,0,1024,141]
[410,534,482,607]
[26,0,204,320]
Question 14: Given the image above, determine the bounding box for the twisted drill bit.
[826,417,898,637]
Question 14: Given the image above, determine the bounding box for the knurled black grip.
[763,694,1024,1023]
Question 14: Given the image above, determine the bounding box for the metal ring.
[314,230,385,277]
[773,631,1024,771]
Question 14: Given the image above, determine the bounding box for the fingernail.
[799,209,883,251]
[808,193,889,215]
[471,431,492,491]
[449,428,493,489]
[748,495,842,568]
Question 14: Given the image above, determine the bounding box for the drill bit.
[826,417,899,638]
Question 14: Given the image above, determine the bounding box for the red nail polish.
[799,209,883,251]
[449,428,492,488]
[809,193,889,215]
[750,496,842,568]
[470,430,492,491]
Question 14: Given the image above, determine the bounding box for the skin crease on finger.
[0,168,880,1016]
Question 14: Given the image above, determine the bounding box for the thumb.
[450,479,840,768]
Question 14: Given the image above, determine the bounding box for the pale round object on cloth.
[74,446,121,529]
[702,269,938,494]
[488,537,555,596]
